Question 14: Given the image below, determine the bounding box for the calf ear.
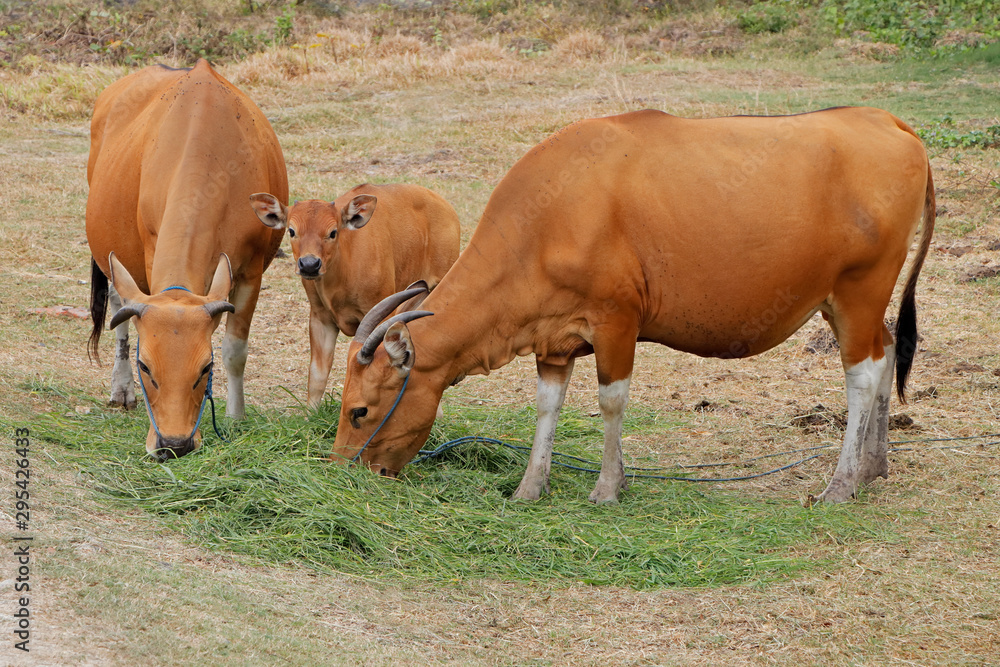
[249,193,288,230]
[383,321,416,377]
[342,194,377,230]
[207,254,233,302]
[108,252,145,303]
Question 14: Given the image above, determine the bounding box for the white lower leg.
[818,356,885,503]
[513,360,574,501]
[108,287,136,409]
[860,344,894,483]
[589,376,631,505]
[222,334,248,419]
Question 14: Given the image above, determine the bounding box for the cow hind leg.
[107,286,136,410]
[589,327,637,505]
[512,358,575,501]
[816,314,891,503]
[859,334,894,485]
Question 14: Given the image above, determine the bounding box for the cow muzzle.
[297,255,323,279]
[151,435,199,461]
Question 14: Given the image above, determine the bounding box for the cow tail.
[88,258,108,365]
[895,161,935,403]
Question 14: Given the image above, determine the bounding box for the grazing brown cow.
[86,59,288,460]
[249,184,460,408]
[330,107,935,504]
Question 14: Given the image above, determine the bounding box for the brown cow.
[86,59,288,460]
[330,107,935,504]
[248,184,460,408]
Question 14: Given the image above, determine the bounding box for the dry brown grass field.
[1,2,1000,665]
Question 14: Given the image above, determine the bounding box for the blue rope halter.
[351,374,409,464]
[135,285,229,448]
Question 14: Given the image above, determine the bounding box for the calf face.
[249,193,377,280]
[107,253,234,460]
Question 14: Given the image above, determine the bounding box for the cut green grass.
[35,396,895,590]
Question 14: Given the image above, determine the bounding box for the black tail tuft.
[88,258,108,365]
[894,285,918,404]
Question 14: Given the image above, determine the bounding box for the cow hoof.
[813,480,855,504]
[108,395,136,410]
[511,479,547,501]
[588,488,621,505]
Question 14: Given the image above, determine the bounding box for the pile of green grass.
[37,394,894,589]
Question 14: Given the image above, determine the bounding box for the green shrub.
[821,0,1000,50]
[918,114,1000,149]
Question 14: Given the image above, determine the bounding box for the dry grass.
[552,29,611,61]
[2,26,1000,667]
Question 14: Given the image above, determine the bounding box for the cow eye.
[288,227,296,238]
[194,363,213,389]
[329,229,337,240]
[137,360,158,389]
[350,407,368,429]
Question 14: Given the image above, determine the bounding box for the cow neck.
[408,255,527,390]
[148,234,215,295]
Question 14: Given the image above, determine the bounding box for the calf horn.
[204,301,236,318]
[354,285,429,345]
[108,304,147,330]
[357,311,433,365]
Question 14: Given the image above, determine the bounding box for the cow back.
[86,60,288,294]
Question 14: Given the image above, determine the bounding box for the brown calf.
[249,183,460,407]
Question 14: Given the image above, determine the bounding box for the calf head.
[107,253,234,460]
[249,192,377,280]
[331,287,439,476]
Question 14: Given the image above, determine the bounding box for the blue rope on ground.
[413,436,825,483]
[412,431,1000,484]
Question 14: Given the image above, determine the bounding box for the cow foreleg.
[107,286,136,409]
[816,354,887,503]
[307,309,339,409]
[589,376,632,504]
[222,278,260,420]
[512,358,575,501]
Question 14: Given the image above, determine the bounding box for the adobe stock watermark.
[11,428,32,653]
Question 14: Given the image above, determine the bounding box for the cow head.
[107,253,234,461]
[249,192,376,280]
[331,287,439,476]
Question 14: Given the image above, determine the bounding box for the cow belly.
[641,298,823,360]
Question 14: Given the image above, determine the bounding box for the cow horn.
[354,286,429,345]
[204,301,236,318]
[357,311,433,365]
[108,303,147,330]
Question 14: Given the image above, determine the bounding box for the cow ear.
[207,254,233,302]
[249,193,288,230]
[108,252,145,303]
[383,321,415,377]
[342,194,377,230]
